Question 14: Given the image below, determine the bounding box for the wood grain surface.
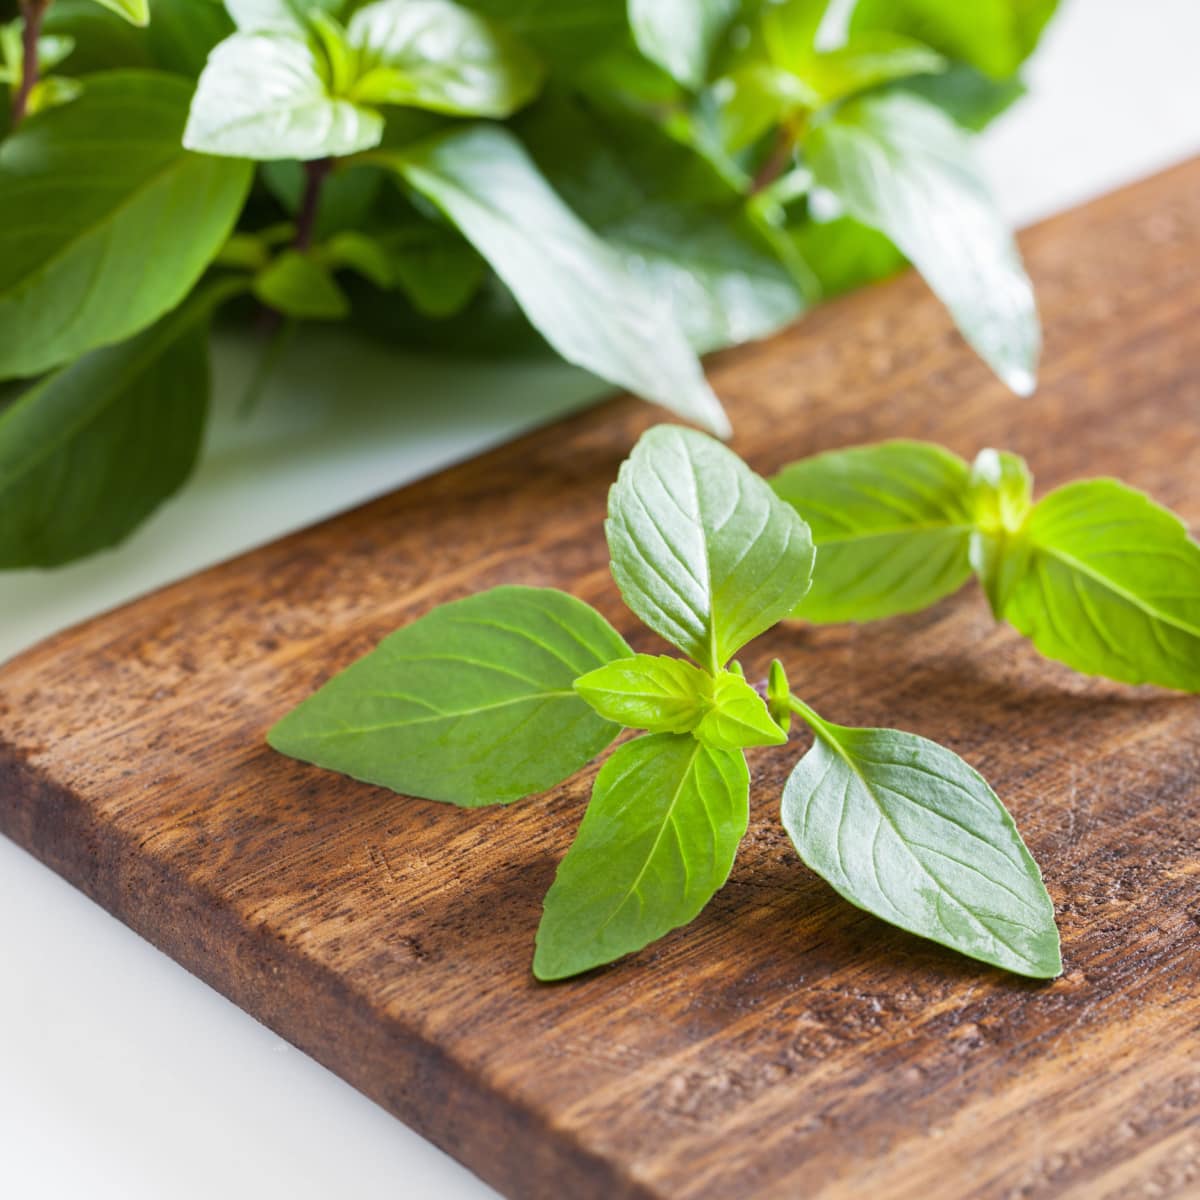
[2,160,1199,1200]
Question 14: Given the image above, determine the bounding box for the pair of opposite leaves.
[271,425,1097,983]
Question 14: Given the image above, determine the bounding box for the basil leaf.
[966,446,1034,615]
[520,94,806,353]
[791,33,947,106]
[268,586,632,805]
[385,124,730,434]
[782,705,1061,978]
[574,654,711,735]
[772,440,974,622]
[0,281,237,568]
[628,0,736,89]
[225,0,341,35]
[458,0,626,70]
[850,0,1057,80]
[786,213,906,299]
[254,249,350,319]
[533,732,749,979]
[91,0,150,27]
[0,71,252,380]
[899,62,1026,132]
[806,91,1039,395]
[695,671,786,750]
[184,33,383,160]
[999,480,1200,692]
[347,0,543,117]
[370,225,487,317]
[608,425,815,670]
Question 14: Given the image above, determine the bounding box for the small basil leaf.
[183,33,383,160]
[628,0,736,90]
[0,70,252,380]
[792,32,947,106]
[898,62,1026,132]
[347,0,543,117]
[782,706,1061,978]
[806,90,1039,395]
[0,280,238,567]
[695,671,786,750]
[533,732,749,979]
[25,76,85,116]
[254,249,350,319]
[91,0,150,27]
[225,0,341,35]
[321,231,396,288]
[384,124,729,434]
[574,654,711,735]
[999,480,1200,692]
[967,447,1034,616]
[771,440,973,622]
[607,425,815,671]
[372,224,487,317]
[268,586,632,805]
[786,213,907,299]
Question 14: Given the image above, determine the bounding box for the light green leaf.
[574,654,711,735]
[782,704,1061,978]
[26,76,86,115]
[806,90,1039,395]
[607,425,815,671]
[520,94,806,353]
[0,71,252,381]
[713,63,806,152]
[385,124,729,433]
[0,22,75,83]
[786,212,906,299]
[268,586,632,805]
[321,230,395,288]
[772,440,974,622]
[850,0,1058,80]
[183,33,383,160]
[999,480,1200,692]
[794,32,946,104]
[254,249,350,318]
[226,0,341,35]
[0,281,238,568]
[347,0,543,116]
[628,0,736,89]
[533,732,749,979]
[91,0,150,28]
[967,447,1034,615]
[695,670,787,750]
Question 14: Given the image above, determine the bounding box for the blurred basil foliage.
[0,0,1057,567]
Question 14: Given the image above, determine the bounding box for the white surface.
[2,1,1198,1196]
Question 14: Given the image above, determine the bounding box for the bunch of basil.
[0,0,1057,569]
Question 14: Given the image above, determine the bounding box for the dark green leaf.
[782,703,1061,977]
[806,90,1039,395]
[0,281,236,567]
[999,480,1200,691]
[533,732,749,979]
[772,439,973,622]
[269,586,632,805]
[607,425,815,670]
[386,123,730,432]
[899,62,1026,132]
[458,0,627,70]
[0,71,252,380]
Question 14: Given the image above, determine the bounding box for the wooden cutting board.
[3,160,1199,1200]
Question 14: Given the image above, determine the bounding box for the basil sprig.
[271,426,1061,982]
[773,440,1200,691]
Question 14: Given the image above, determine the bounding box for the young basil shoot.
[772,440,1200,691]
[270,426,1062,983]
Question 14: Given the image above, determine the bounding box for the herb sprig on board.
[270,425,1063,982]
[0,0,1057,567]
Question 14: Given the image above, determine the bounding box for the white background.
[2,2,1198,1195]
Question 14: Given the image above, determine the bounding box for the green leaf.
[0,22,75,83]
[91,0,151,28]
[967,447,1034,615]
[226,0,342,35]
[574,654,711,735]
[0,71,252,380]
[998,480,1200,692]
[321,230,395,288]
[0,281,238,568]
[786,213,906,299]
[573,655,785,748]
[254,249,350,319]
[628,0,736,89]
[782,703,1061,978]
[533,732,749,979]
[347,0,543,116]
[806,90,1040,395]
[607,425,815,671]
[899,62,1027,132]
[268,586,632,805]
[26,76,86,115]
[385,124,730,433]
[792,32,947,105]
[520,93,806,353]
[261,160,385,238]
[850,0,1058,80]
[371,224,487,316]
[771,440,974,623]
[458,0,627,70]
[183,33,383,160]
